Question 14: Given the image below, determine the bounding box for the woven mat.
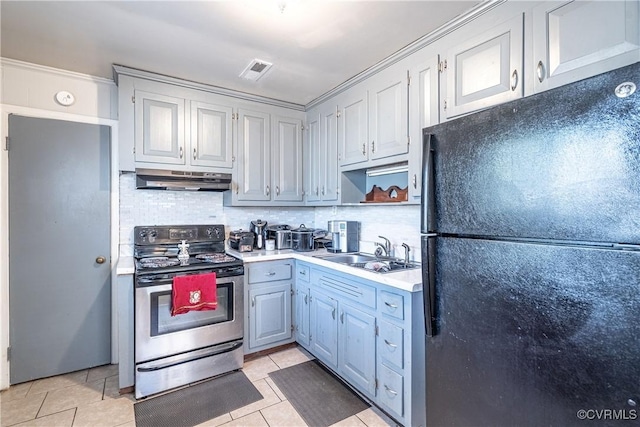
[134,370,262,427]
[268,360,370,427]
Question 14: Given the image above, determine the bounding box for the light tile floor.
[1,346,394,427]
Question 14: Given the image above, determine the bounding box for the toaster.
[228,230,255,252]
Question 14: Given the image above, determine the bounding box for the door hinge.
[291,289,294,296]
[407,70,411,86]
[444,100,448,110]
[6,346,10,362]
[438,60,447,73]
[407,135,411,147]
[374,378,379,389]
[291,324,295,332]
[5,136,9,151]
[375,325,379,336]
[131,95,135,104]
[336,108,341,118]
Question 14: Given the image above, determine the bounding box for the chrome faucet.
[375,236,391,258]
[402,243,411,266]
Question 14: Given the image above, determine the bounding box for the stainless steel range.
[133,224,244,399]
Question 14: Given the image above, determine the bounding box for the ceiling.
[1,1,481,106]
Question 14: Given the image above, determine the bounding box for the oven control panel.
[135,225,225,245]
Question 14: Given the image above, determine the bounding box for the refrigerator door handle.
[421,131,436,233]
[423,235,437,337]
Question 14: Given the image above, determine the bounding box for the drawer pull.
[340,312,344,324]
[332,308,336,320]
[384,385,398,396]
[299,270,306,276]
[384,301,398,309]
[251,297,255,307]
[384,339,397,348]
[266,271,276,276]
[304,295,308,304]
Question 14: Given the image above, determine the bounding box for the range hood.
[135,168,232,191]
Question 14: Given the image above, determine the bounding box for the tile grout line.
[33,390,48,420]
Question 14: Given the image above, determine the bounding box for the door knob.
[96,256,106,264]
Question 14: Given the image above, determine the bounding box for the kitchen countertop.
[116,256,134,275]
[227,247,422,293]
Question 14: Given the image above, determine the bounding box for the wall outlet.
[331,206,337,215]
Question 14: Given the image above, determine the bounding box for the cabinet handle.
[251,297,255,307]
[332,308,336,320]
[266,271,276,276]
[362,143,366,156]
[276,186,280,196]
[384,339,398,348]
[340,312,344,324]
[299,270,306,276]
[304,295,308,304]
[321,186,325,196]
[179,146,184,159]
[371,140,376,153]
[510,69,518,91]
[384,301,398,309]
[384,385,398,396]
[412,174,417,189]
[193,148,197,160]
[537,61,545,83]
[266,185,270,196]
[315,187,319,196]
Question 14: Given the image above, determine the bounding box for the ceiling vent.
[239,59,273,82]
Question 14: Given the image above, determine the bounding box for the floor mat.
[134,370,262,427]
[268,360,370,427]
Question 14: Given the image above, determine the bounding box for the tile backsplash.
[119,173,421,261]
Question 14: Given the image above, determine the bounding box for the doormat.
[268,360,370,427]
[134,370,262,427]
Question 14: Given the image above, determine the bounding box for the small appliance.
[327,220,360,253]
[228,230,254,252]
[250,219,268,249]
[266,224,292,249]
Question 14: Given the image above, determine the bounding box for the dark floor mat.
[134,370,262,427]
[268,360,370,427]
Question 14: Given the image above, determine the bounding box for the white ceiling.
[1,1,480,106]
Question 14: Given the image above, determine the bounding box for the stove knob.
[139,230,147,238]
[148,230,157,238]
[207,227,222,239]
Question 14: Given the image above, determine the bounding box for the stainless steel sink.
[314,252,420,274]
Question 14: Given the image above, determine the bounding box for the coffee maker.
[327,220,359,253]
[250,219,268,249]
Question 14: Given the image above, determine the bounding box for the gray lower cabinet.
[294,261,425,427]
[245,260,294,354]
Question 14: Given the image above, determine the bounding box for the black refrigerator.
[421,62,640,426]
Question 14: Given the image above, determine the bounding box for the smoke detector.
[239,59,273,82]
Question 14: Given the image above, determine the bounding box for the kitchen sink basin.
[314,252,420,273]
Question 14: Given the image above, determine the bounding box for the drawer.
[378,364,404,417]
[296,263,310,283]
[379,291,404,320]
[248,261,292,284]
[379,321,404,370]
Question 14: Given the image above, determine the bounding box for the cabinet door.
[190,101,233,168]
[295,285,310,348]
[272,116,303,202]
[237,109,271,201]
[339,90,369,167]
[532,0,640,93]
[443,14,523,119]
[306,112,321,203]
[339,303,376,397]
[310,290,338,368]
[319,104,340,203]
[408,54,440,202]
[249,283,292,349]
[134,90,185,165]
[368,71,409,161]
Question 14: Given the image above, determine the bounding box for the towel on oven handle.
[171,273,218,316]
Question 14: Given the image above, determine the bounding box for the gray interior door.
[9,115,111,384]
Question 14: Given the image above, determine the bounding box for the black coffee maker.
[250,219,268,249]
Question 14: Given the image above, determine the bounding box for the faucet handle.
[401,243,410,264]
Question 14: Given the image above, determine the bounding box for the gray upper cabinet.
[531,0,640,94]
[408,54,440,203]
[135,90,185,165]
[368,67,409,162]
[338,89,369,168]
[229,109,304,205]
[272,115,304,202]
[306,103,339,205]
[190,101,233,168]
[442,14,524,119]
[236,108,271,202]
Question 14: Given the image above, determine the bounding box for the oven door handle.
[137,340,243,372]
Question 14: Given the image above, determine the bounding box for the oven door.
[135,273,244,363]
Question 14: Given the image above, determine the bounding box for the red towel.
[171,273,218,316]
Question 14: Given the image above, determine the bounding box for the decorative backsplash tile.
[119,173,421,261]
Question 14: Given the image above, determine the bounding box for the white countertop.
[227,247,423,293]
[116,256,135,275]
